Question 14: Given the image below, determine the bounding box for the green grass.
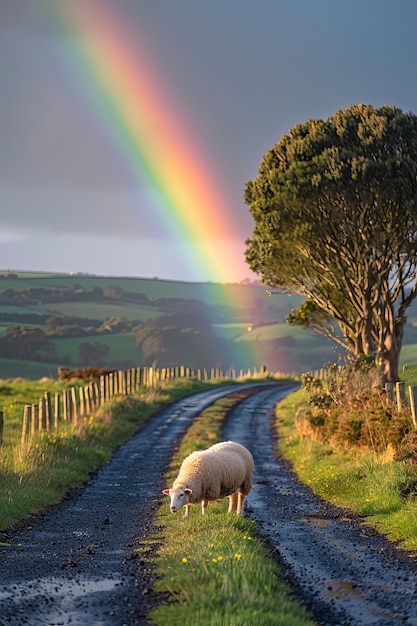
[0,378,218,529]
[147,393,315,626]
[40,300,161,321]
[0,378,84,447]
[0,358,69,380]
[52,332,141,364]
[234,322,337,355]
[400,345,417,371]
[275,389,417,553]
[212,323,252,340]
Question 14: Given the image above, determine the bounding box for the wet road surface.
[223,385,417,626]
[0,383,267,625]
[1,382,417,625]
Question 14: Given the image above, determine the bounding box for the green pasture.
[402,364,417,385]
[399,343,417,369]
[235,322,336,354]
[211,323,252,340]
[0,358,63,380]
[52,332,140,365]
[0,378,85,455]
[38,300,159,322]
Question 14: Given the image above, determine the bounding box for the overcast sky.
[1,0,417,283]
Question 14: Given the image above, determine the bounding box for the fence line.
[15,364,267,446]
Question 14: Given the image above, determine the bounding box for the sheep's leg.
[184,504,191,517]
[236,492,244,516]
[228,492,238,513]
[201,499,208,515]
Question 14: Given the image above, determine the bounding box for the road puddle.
[299,516,330,527]
[323,580,365,601]
[322,581,406,623]
[0,576,119,601]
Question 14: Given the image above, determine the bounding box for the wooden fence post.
[44,392,51,430]
[0,411,3,447]
[385,382,394,403]
[71,387,78,424]
[136,367,142,390]
[21,405,31,445]
[54,393,60,428]
[33,404,39,433]
[108,372,114,398]
[99,376,106,406]
[31,404,37,435]
[79,386,85,418]
[62,390,67,422]
[408,385,417,429]
[38,397,46,431]
[118,370,124,394]
[396,382,405,412]
[92,381,98,409]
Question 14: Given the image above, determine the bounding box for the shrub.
[301,359,414,456]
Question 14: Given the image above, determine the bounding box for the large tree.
[245,104,417,381]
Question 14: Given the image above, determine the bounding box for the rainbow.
[49,0,247,283]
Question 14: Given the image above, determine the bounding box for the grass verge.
[147,392,316,626]
[0,378,221,530]
[275,388,417,553]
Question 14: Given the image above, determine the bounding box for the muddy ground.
[1,382,417,625]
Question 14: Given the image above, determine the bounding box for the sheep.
[162,440,254,517]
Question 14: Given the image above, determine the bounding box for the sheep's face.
[162,487,192,513]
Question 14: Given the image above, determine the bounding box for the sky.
[1,0,417,284]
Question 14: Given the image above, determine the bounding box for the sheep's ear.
[184,488,193,494]
[162,489,170,496]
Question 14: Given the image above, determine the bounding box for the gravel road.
[1,382,417,626]
[223,385,417,626]
[0,383,270,626]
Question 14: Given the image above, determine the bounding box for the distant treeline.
[0,284,210,313]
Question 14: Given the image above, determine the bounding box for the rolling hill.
[0,270,415,379]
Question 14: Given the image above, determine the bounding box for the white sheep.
[162,440,254,517]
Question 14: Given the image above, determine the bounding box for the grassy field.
[399,345,417,370]
[52,332,141,363]
[36,300,161,321]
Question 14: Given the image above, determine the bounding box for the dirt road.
[223,386,417,626]
[1,383,417,625]
[0,383,272,626]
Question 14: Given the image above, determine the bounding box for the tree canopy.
[245,104,417,381]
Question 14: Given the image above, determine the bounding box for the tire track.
[0,382,273,626]
[222,385,417,626]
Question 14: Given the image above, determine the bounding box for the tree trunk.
[382,321,404,383]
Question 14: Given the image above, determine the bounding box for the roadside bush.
[58,366,116,381]
[301,360,415,456]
